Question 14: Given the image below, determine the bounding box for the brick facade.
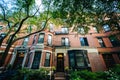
[0,26,120,72]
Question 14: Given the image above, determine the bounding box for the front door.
[13,51,25,69]
[57,53,64,72]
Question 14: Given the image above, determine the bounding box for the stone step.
[55,72,65,77]
[55,77,66,80]
[54,72,66,80]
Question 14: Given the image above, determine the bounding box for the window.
[47,35,52,46]
[38,33,44,43]
[61,37,69,46]
[44,52,50,67]
[61,27,68,33]
[32,51,41,69]
[103,24,111,32]
[68,50,90,70]
[49,23,54,32]
[117,53,120,60]
[111,22,120,30]
[102,54,115,68]
[109,36,120,47]
[93,27,98,33]
[76,53,85,66]
[0,33,6,40]
[80,37,89,46]
[69,53,75,67]
[0,26,3,30]
[13,49,26,69]
[22,37,29,46]
[98,38,105,47]
[32,35,37,45]
[41,21,45,28]
[78,27,85,34]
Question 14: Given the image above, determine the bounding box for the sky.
[0,0,44,15]
[0,0,43,10]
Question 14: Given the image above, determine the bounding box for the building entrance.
[57,53,64,72]
[13,50,26,69]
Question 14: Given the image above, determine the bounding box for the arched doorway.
[57,53,64,72]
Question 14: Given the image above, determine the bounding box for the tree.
[0,0,51,67]
[42,0,120,34]
[0,0,120,67]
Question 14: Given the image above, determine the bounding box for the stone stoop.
[54,72,66,80]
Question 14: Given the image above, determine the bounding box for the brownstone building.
[0,23,120,72]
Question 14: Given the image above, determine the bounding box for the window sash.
[78,28,85,34]
[23,37,29,46]
[48,35,52,45]
[102,54,115,68]
[61,28,68,33]
[98,38,105,47]
[68,50,89,69]
[38,33,44,43]
[109,36,120,47]
[103,24,110,31]
[80,37,89,46]
[93,27,98,33]
[32,51,41,69]
[44,52,50,67]
[62,38,69,46]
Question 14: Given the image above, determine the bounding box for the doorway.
[13,51,25,69]
[57,53,64,72]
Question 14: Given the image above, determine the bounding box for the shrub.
[69,64,120,80]
[10,68,50,80]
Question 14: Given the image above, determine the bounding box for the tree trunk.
[1,34,15,67]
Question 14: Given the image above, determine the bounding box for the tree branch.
[11,1,51,44]
[12,17,51,44]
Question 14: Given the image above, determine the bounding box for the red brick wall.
[112,54,120,64]
[64,53,69,67]
[88,53,107,72]
[41,52,46,66]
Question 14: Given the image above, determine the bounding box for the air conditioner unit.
[35,43,44,49]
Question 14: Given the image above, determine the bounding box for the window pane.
[98,38,105,47]
[76,53,85,66]
[84,38,89,46]
[0,26,3,30]
[78,27,85,34]
[48,35,52,45]
[109,36,120,47]
[69,53,75,67]
[103,24,110,31]
[38,33,44,43]
[62,38,69,46]
[44,53,50,67]
[93,27,98,33]
[65,38,69,46]
[23,37,29,46]
[61,28,68,33]
[61,38,65,45]
[80,37,89,46]
[68,50,89,70]
[102,54,115,68]
[49,23,54,32]
[80,38,85,46]
[0,33,6,40]
[32,51,41,69]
